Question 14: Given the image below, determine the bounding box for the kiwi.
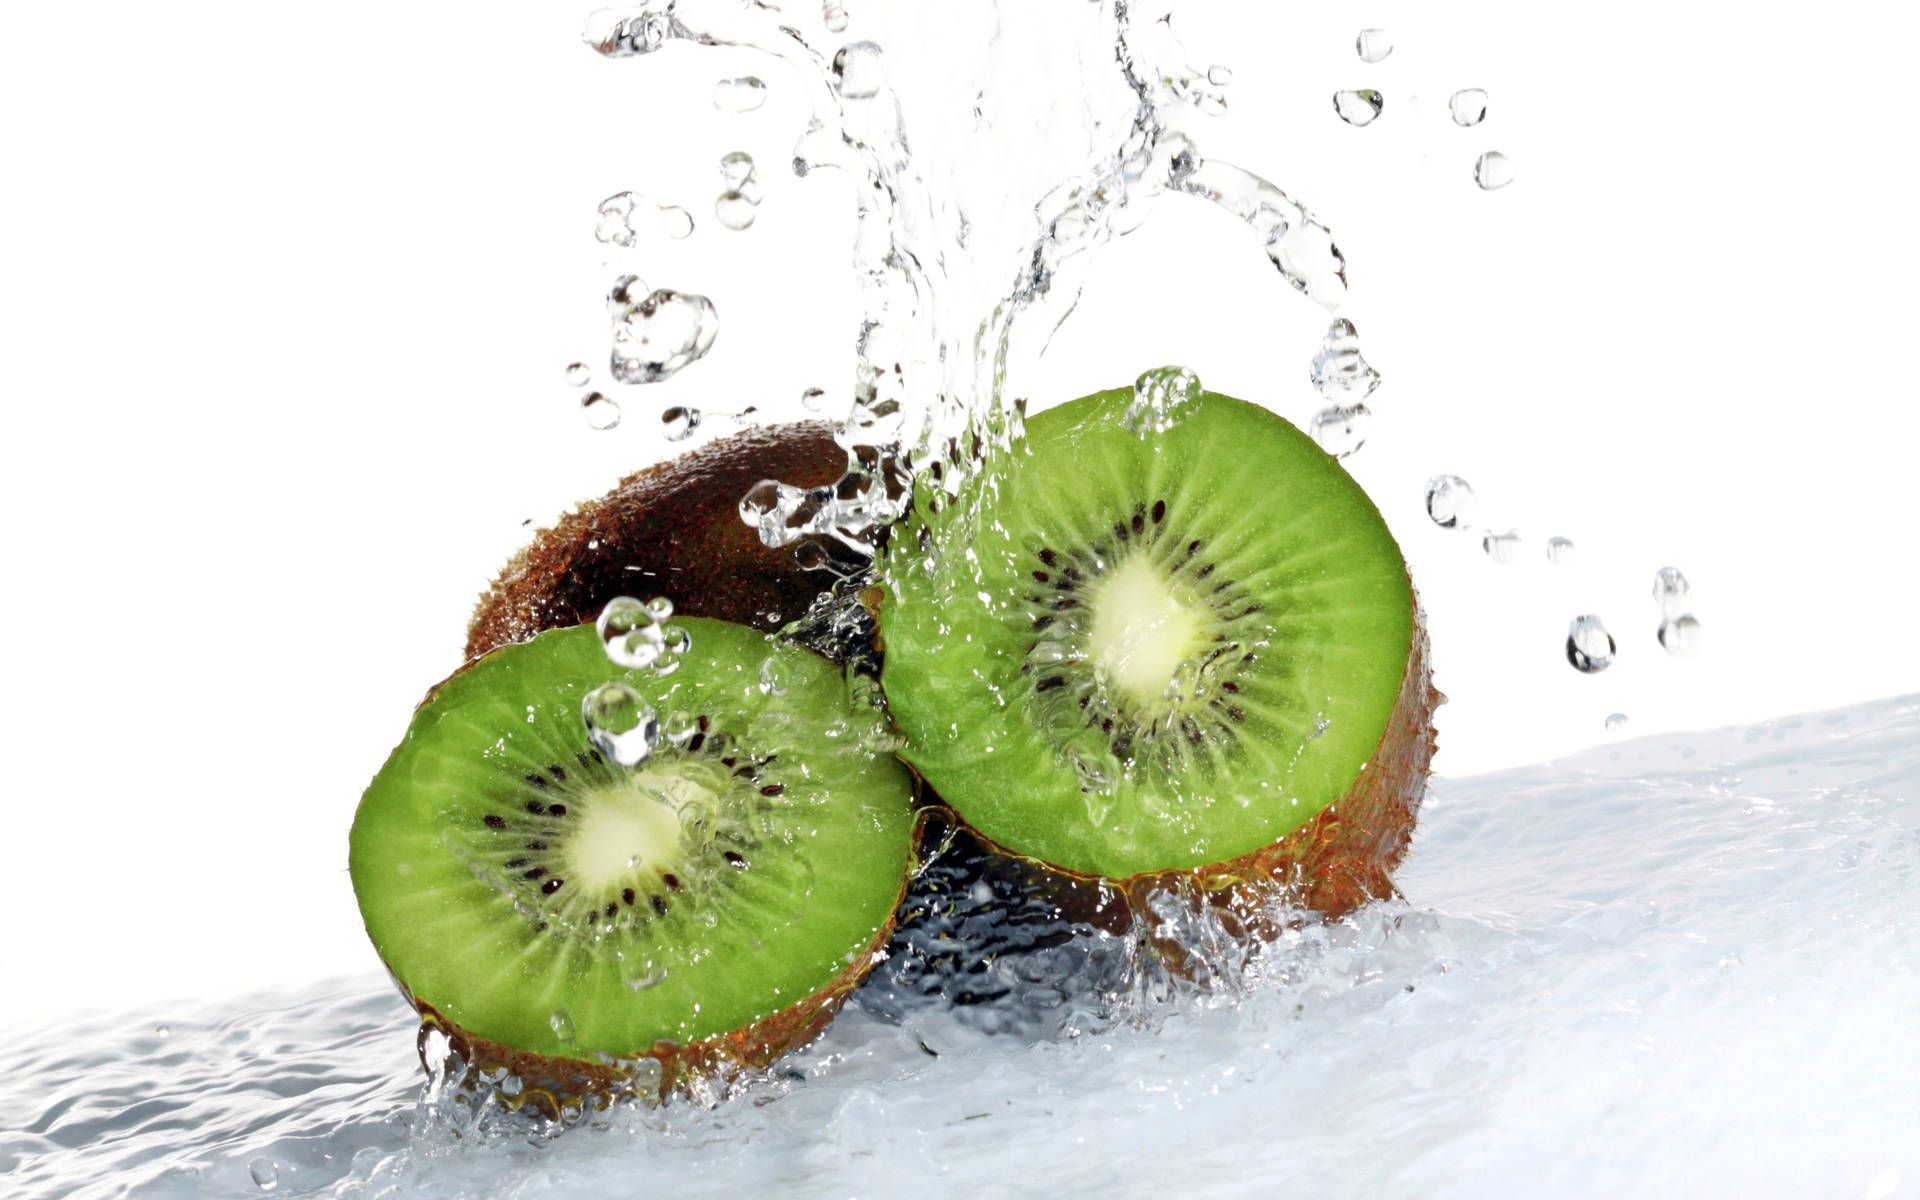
[467,422,847,661]
[349,617,915,1108]
[876,387,1436,912]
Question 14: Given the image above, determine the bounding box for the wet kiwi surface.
[350,617,915,1090]
[466,423,846,661]
[876,387,1434,890]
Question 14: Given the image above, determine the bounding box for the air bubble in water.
[1124,365,1203,435]
[832,42,884,99]
[822,1,849,33]
[1566,614,1617,674]
[1450,88,1488,127]
[1659,614,1705,658]
[549,1009,578,1043]
[580,391,621,431]
[583,682,658,767]
[562,361,591,387]
[1474,151,1516,190]
[610,289,719,384]
[248,1157,279,1192]
[712,76,768,112]
[1309,404,1370,458]
[1425,475,1478,529]
[1311,317,1381,402]
[1652,566,1692,618]
[1606,712,1629,731]
[661,406,702,441]
[1332,90,1384,127]
[715,190,758,230]
[1547,536,1576,565]
[1356,28,1394,63]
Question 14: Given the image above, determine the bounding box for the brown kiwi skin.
[465,422,847,662]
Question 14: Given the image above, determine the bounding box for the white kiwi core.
[1085,555,1211,710]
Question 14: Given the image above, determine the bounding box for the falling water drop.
[822,1,849,33]
[719,151,757,188]
[580,391,621,431]
[661,406,703,441]
[1449,88,1488,127]
[1425,475,1478,530]
[598,596,663,669]
[1309,404,1371,458]
[610,289,720,384]
[715,191,759,230]
[549,1009,578,1043]
[562,361,591,387]
[1566,615,1617,674]
[1606,712,1629,731]
[1332,90,1384,127]
[1546,536,1576,565]
[1658,614,1705,658]
[582,683,658,767]
[1652,566,1692,618]
[1474,151,1516,190]
[657,205,694,239]
[1481,530,1524,563]
[800,386,827,412]
[712,76,768,113]
[1310,317,1381,402]
[1355,28,1394,63]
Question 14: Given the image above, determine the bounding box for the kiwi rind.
[874,386,1437,899]
[351,618,916,1103]
[466,422,847,661]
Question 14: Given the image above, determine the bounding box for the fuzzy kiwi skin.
[872,584,1439,929]
[466,422,846,662]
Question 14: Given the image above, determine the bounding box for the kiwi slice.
[877,387,1435,902]
[467,422,847,661]
[350,617,914,1103]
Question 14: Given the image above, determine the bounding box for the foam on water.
[8,695,1915,1198]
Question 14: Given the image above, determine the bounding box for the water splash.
[609,288,719,385]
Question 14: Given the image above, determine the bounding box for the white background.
[2,0,1916,1028]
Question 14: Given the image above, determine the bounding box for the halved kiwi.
[467,422,847,661]
[349,617,915,1106]
[876,387,1436,911]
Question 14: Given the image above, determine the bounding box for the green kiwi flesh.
[350,618,914,1067]
[877,388,1419,881]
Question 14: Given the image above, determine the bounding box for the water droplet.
[1652,566,1692,619]
[719,151,756,188]
[800,386,827,412]
[715,190,759,230]
[712,75,768,113]
[1481,529,1524,563]
[644,596,674,622]
[1425,475,1478,529]
[1546,536,1576,566]
[1606,712,1629,731]
[1566,615,1617,674]
[822,1,849,33]
[598,596,664,669]
[1449,88,1488,127]
[595,192,642,247]
[606,273,648,319]
[1658,614,1705,658]
[580,391,621,431]
[153,1024,171,1038]
[1355,28,1394,63]
[661,406,702,441]
[610,289,719,384]
[657,205,694,239]
[1332,90,1384,127]
[1311,317,1381,402]
[832,42,885,99]
[583,681,658,767]
[1309,404,1370,458]
[1474,151,1516,190]
[1123,365,1202,435]
[758,656,789,697]
[248,1156,280,1192]
[625,965,668,991]
[562,361,591,387]
[549,1008,578,1043]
